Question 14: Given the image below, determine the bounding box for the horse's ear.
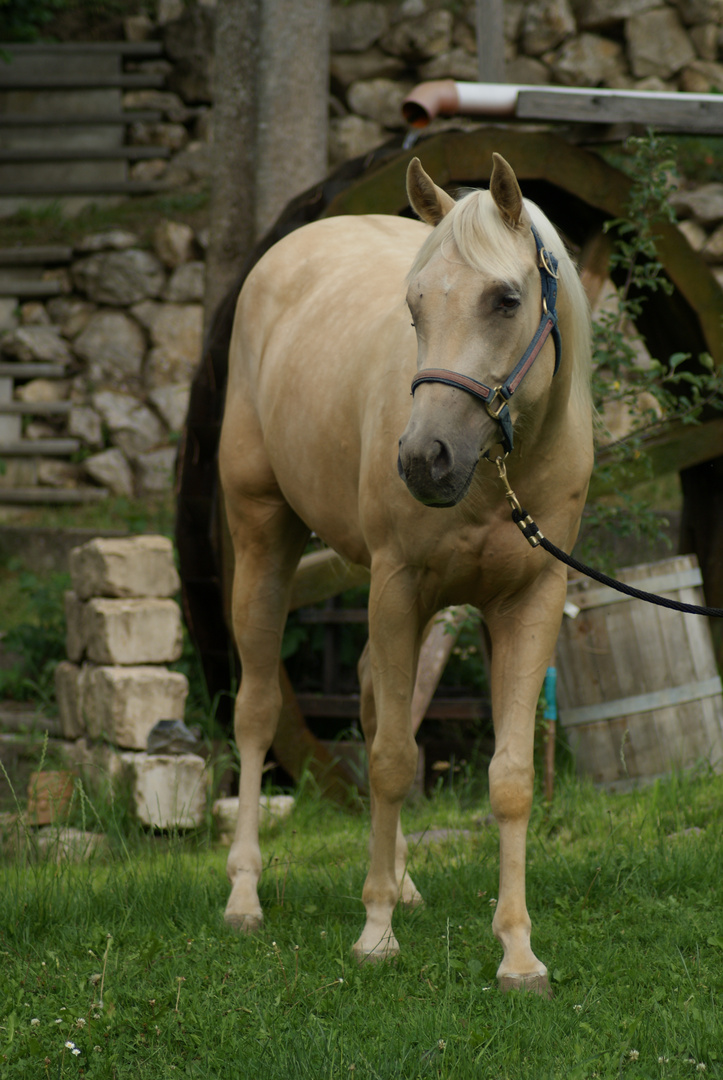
[406,157,456,226]
[490,152,524,228]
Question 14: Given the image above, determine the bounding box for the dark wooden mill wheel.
[176,127,723,801]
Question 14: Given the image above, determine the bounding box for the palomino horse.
[219,154,593,993]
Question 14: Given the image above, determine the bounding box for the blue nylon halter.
[410,224,562,455]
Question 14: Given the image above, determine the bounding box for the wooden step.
[0,280,65,299]
[0,111,164,127]
[0,72,166,90]
[0,487,109,504]
[0,363,68,379]
[0,401,71,415]
[0,147,170,164]
[0,180,166,197]
[4,42,164,56]
[0,438,80,456]
[0,246,73,265]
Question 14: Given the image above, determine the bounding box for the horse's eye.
[499,295,520,312]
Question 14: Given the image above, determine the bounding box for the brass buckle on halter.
[485,387,508,420]
[539,247,558,278]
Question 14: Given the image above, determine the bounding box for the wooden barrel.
[555,554,723,790]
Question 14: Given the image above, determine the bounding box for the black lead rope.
[492,457,723,619]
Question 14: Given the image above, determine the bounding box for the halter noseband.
[410,224,562,455]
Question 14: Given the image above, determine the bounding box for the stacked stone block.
[55,535,209,829]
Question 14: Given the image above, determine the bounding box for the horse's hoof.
[498,972,552,998]
[224,909,263,934]
[351,934,400,965]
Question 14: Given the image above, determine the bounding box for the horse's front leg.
[484,569,567,995]
[352,563,421,961]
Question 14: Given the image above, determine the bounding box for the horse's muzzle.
[397,434,476,507]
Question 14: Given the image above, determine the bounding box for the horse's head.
[398,154,561,508]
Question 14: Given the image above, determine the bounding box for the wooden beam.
[0,147,170,163]
[516,88,723,134]
[289,548,369,611]
[0,246,73,265]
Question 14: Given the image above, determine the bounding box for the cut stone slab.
[55,661,188,749]
[66,594,184,665]
[84,665,189,750]
[213,794,295,842]
[121,751,209,829]
[69,535,180,600]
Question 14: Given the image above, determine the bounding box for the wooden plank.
[272,665,362,806]
[0,111,163,126]
[3,43,164,56]
[516,88,723,134]
[591,417,723,495]
[0,438,79,456]
[0,73,166,90]
[0,147,170,163]
[0,246,73,265]
[0,363,67,378]
[0,401,71,415]
[0,281,64,299]
[297,608,368,624]
[411,606,469,735]
[0,180,166,197]
[0,487,108,504]
[289,548,370,611]
[295,691,489,722]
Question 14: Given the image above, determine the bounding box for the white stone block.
[213,794,295,842]
[69,535,180,600]
[121,752,209,829]
[84,665,189,749]
[83,597,183,665]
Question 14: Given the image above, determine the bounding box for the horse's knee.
[234,680,282,751]
[488,752,534,822]
[369,734,418,802]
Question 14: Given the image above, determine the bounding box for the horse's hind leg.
[358,642,423,910]
[222,489,309,932]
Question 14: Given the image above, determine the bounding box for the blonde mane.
[409,188,592,411]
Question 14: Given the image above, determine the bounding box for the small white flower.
[489,897,497,906]
[76,1018,86,1028]
[64,1040,76,1050]
[55,1018,63,1024]
[320,931,327,938]
[72,1049,81,1057]
[438,1040,447,1051]
[658,1057,669,1064]
[696,1065,706,1073]
[338,978,344,984]
[93,1046,102,1053]
[629,1049,639,1061]
[573,1004,582,1011]
[30,1018,40,1027]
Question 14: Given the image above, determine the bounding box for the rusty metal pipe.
[402,80,723,128]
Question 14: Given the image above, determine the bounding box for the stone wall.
[2,0,723,502]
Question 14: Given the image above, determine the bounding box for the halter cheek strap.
[410,224,561,455]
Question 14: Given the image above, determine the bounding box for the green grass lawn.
[2,766,723,1079]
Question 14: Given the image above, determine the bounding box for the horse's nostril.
[428,439,452,481]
